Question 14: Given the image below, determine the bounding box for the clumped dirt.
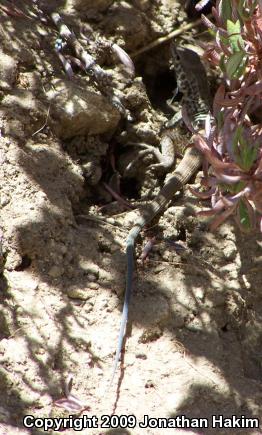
[0,1,262,435]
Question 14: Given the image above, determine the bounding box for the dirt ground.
[0,1,262,434]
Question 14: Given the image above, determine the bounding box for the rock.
[67,286,91,300]
[1,90,46,138]
[78,260,100,277]
[0,51,17,90]
[72,0,113,11]
[47,79,120,139]
[48,265,63,278]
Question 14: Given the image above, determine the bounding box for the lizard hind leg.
[126,133,176,174]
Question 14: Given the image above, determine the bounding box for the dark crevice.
[120,176,141,200]
[142,68,177,113]
[135,55,176,113]
[15,255,32,271]
[177,226,187,242]
[221,323,229,332]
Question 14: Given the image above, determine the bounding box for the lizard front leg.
[126,129,177,175]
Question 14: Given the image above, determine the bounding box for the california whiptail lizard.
[110,41,211,385]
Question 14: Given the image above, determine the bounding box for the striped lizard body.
[110,41,211,385]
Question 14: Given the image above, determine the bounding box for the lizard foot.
[126,136,176,174]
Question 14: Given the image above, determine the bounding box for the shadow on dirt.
[0,1,262,433]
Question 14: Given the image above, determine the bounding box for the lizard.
[110,40,211,385]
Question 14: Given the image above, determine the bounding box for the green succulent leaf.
[220,0,232,23]
[218,181,246,194]
[225,51,246,79]
[232,126,243,156]
[226,19,245,52]
[216,110,224,131]
[237,199,253,232]
[232,127,258,171]
[232,181,247,194]
[241,143,259,171]
[219,54,226,73]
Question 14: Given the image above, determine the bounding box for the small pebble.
[89,282,99,290]
[48,265,63,278]
[87,273,97,282]
[135,353,147,360]
[67,287,90,300]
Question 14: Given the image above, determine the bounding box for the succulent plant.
[193,0,262,232]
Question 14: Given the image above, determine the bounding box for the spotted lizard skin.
[110,41,211,385]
